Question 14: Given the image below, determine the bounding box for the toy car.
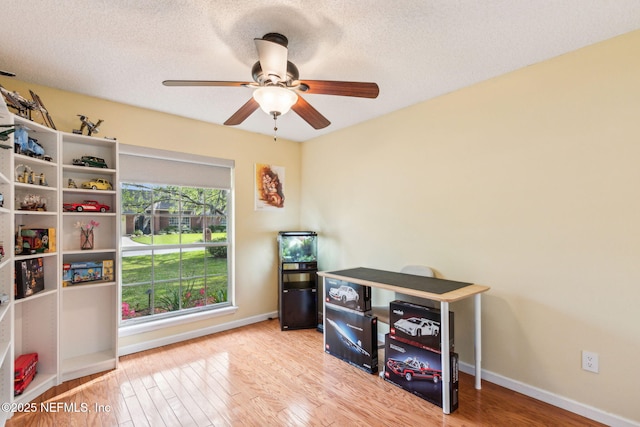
[329,285,360,303]
[386,356,442,382]
[393,317,440,337]
[63,200,110,212]
[14,353,38,396]
[81,178,113,190]
[72,155,108,168]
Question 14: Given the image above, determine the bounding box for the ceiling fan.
[163,33,379,131]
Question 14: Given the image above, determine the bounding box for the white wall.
[301,30,640,423]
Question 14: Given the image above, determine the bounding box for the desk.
[317,267,490,414]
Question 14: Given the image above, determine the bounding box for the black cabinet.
[279,270,317,330]
[277,232,318,330]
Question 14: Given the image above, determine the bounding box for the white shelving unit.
[11,114,60,406]
[0,104,120,418]
[60,131,119,381]
[0,97,13,426]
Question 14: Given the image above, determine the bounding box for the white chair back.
[397,265,436,307]
[400,265,434,277]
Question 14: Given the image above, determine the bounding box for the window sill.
[119,305,238,338]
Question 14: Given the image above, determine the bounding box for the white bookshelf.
[11,116,60,409]
[0,107,120,418]
[0,97,12,426]
[59,131,119,380]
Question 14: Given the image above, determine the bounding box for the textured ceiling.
[2,1,640,142]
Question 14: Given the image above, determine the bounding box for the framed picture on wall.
[255,163,285,210]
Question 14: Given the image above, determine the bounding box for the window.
[167,216,190,229]
[119,145,233,325]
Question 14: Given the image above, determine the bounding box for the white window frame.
[117,145,235,332]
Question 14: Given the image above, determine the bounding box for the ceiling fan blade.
[163,80,252,87]
[297,80,379,98]
[224,97,260,126]
[291,96,331,129]
[254,38,288,83]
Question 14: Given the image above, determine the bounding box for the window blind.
[119,144,234,189]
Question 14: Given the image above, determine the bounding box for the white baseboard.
[457,361,639,427]
[118,311,279,356]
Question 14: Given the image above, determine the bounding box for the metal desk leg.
[440,301,450,414]
[474,293,482,390]
[322,277,327,350]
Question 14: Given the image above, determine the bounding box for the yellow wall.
[301,30,640,422]
[0,75,302,348]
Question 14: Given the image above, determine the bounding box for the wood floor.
[7,319,604,427]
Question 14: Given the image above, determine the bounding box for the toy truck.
[14,353,38,396]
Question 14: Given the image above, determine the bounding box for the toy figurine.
[73,115,103,136]
[68,178,77,188]
[15,225,23,255]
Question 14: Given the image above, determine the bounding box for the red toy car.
[15,352,38,395]
[63,200,110,212]
[386,356,442,383]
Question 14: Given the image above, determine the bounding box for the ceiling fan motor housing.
[261,33,288,47]
[252,61,299,85]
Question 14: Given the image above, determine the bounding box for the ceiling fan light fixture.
[253,86,298,116]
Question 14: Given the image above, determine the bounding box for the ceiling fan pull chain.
[272,112,278,142]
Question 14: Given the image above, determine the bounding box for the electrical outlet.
[582,350,599,373]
